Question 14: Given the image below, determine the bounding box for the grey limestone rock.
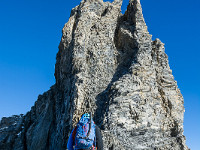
[0,0,188,149]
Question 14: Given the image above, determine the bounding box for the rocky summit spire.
[126,0,147,30]
[0,0,188,150]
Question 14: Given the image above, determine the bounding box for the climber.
[67,113,103,150]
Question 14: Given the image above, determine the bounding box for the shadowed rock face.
[0,0,188,149]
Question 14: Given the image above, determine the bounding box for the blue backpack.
[75,113,96,149]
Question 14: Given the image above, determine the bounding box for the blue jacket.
[67,126,103,150]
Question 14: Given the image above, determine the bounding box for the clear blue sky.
[0,0,199,149]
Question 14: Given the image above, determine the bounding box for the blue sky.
[0,0,199,149]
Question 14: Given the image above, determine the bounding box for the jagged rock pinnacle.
[0,0,188,150]
[126,0,147,31]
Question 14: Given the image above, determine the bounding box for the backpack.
[75,113,96,149]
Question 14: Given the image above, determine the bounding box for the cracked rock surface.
[0,0,188,149]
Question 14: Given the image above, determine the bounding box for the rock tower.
[0,0,188,149]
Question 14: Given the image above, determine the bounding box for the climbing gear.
[75,113,96,149]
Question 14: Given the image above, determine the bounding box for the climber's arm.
[67,127,77,150]
[95,126,103,150]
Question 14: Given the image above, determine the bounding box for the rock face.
[0,0,188,149]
